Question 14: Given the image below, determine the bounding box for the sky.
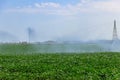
[0,0,120,42]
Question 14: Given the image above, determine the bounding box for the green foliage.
[0,52,120,80]
[0,43,37,54]
[0,43,119,79]
[0,43,104,53]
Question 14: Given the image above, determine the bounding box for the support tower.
[113,20,118,40]
[27,27,35,43]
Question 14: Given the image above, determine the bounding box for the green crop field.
[0,52,120,80]
[0,43,120,80]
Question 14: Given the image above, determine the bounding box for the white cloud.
[34,2,60,8]
[72,0,120,13]
[4,0,120,15]
[6,8,41,13]
[34,3,41,8]
[81,0,91,4]
[93,0,120,13]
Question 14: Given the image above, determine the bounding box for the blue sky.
[0,0,120,42]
